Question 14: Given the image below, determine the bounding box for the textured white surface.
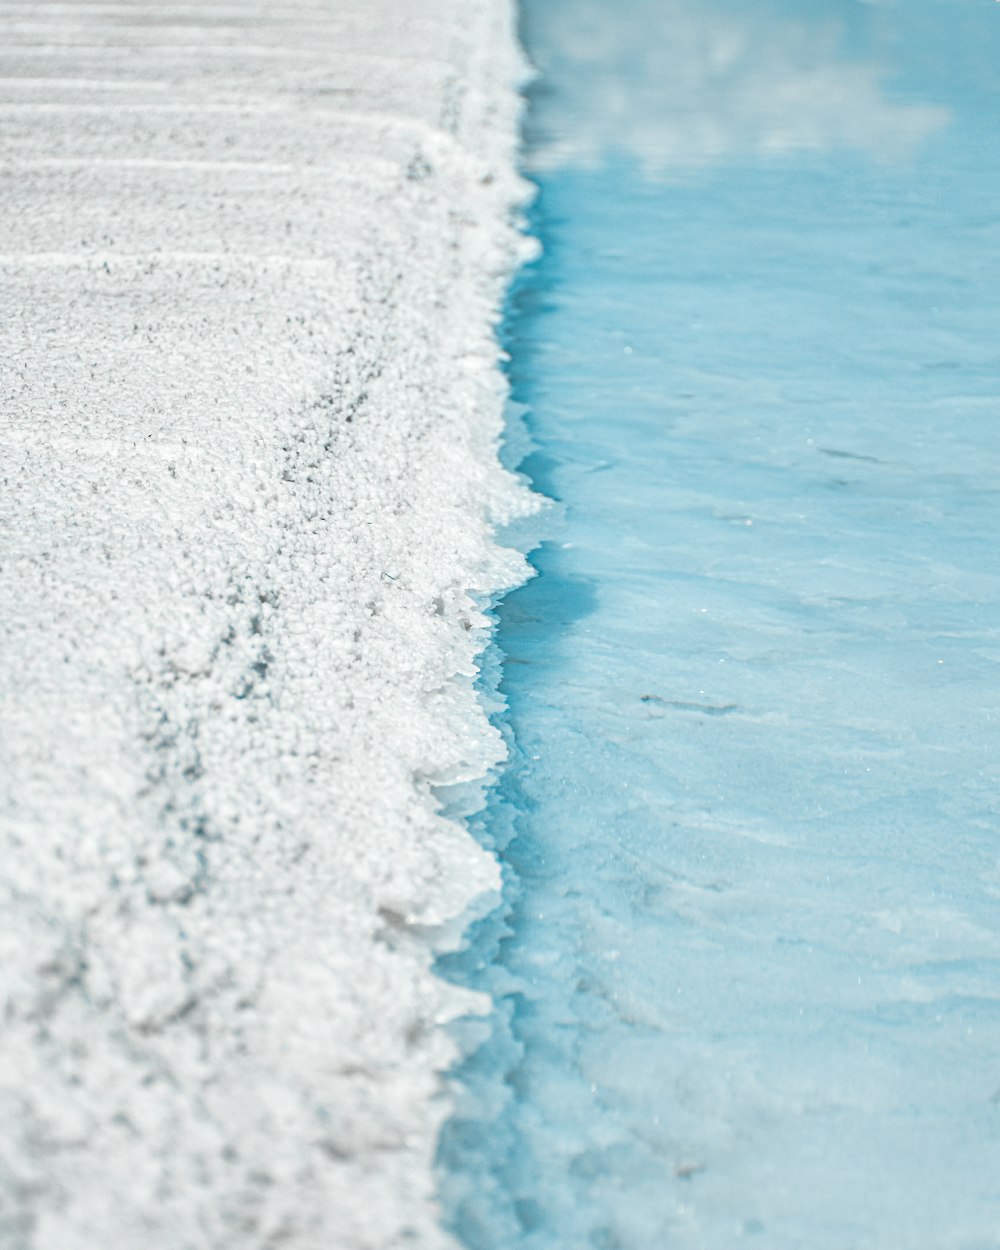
[0,3,530,1246]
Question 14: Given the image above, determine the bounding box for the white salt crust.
[0,4,533,1246]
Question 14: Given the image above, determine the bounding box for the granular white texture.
[0,3,532,1247]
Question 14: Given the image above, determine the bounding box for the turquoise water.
[439,2,1000,1246]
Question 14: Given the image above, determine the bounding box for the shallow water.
[439,2,1000,1246]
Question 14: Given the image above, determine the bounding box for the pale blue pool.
[440,2,1000,1246]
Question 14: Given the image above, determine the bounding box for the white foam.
[0,2,533,1245]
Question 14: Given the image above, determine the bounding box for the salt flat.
[0,3,530,1246]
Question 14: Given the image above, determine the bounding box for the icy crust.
[0,3,532,1247]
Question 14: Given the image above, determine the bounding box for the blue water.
[439,2,1000,1246]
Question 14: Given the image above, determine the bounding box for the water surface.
[441,2,1000,1246]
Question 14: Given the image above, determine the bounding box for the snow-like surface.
[0,4,530,1246]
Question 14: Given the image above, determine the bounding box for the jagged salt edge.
[404,0,542,1174]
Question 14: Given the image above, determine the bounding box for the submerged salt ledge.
[0,4,532,1246]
